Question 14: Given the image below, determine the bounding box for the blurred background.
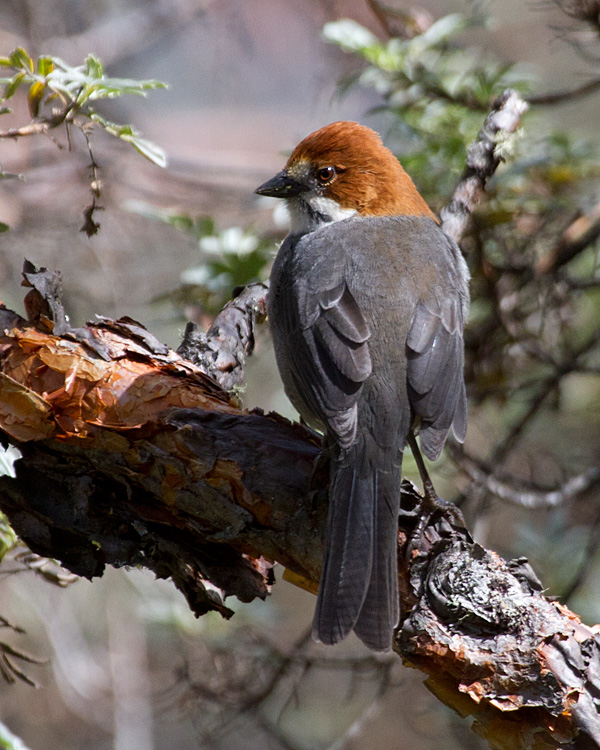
[0,0,599,748]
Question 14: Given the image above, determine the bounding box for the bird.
[256,121,469,651]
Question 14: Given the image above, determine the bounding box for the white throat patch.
[286,194,357,235]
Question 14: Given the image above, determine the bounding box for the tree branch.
[536,200,600,274]
[0,109,73,139]
[529,76,600,106]
[448,443,600,509]
[177,282,269,391]
[440,89,529,244]
[1,262,600,748]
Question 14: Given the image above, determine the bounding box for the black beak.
[255,170,305,198]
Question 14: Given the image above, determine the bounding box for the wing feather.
[407,299,467,460]
[287,281,371,448]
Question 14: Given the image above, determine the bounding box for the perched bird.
[256,121,469,651]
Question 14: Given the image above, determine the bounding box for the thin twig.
[449,443,600,509]
[79,125,103,236]
[0,108,72,139]
[529,76,600,105]
[441,89,529,245]
[490,377,561,465]
[536,200,600,274]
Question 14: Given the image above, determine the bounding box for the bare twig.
[488,324,600,465]
[0,615,25,634]
[489,376,562,465]
[79,125,103,237]
[440,89,529,244]
[449,443,600,509]
[529,75,600,105]
[167,625,396,747]
[536,200,600,274]
[12,550,79,587]
[0,641,47,688]
[0,108,73,139]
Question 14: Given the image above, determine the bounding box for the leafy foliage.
[0,47,167,234]
[0,48,167,166]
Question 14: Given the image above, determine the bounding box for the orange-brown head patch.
[286,121,437,221]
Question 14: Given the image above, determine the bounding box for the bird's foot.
[405,478,467,562]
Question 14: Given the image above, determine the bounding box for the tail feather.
[352,463,401,651]
[312,448,402,650]
[312,463,374,644]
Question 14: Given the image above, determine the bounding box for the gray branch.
[450,443,600,509]
[441,89,528,244]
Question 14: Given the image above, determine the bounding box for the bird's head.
[255,121,436,235]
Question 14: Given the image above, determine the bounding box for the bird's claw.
[405,480,467,563]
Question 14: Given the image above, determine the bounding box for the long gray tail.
[312,447,402,651]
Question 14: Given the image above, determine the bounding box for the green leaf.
[87,111,109,128]
[119,133,167,167]
[85,78,167,103]
[9,47,33,72]
[99,77,167,92]
[0,107,11,115]
[115,123,133,136]
[27,80,45,117]
[170,215,195,232]
[416,13,467,46]
[84,54,103,79]
[3,72,25,101]
[0,222,9,232]
[322,19,380,52]
[0,57,12,68]
[36,56,53,76]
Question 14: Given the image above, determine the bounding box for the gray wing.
[407,295,467,461]
[290,280,372,449]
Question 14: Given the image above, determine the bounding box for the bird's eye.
[317,166,336,184]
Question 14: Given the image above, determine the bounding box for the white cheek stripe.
[307,195,357,222]
[287,195,357,235]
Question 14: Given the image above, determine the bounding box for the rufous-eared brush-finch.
[256,121,469,651]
